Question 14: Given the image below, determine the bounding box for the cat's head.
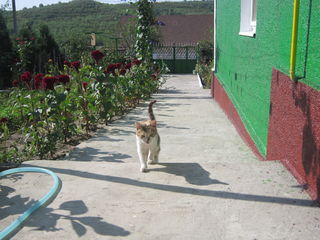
[135,120,157,144]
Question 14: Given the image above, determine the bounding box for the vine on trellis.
[135,0,156,62]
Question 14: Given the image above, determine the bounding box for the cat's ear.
[150,120,157,127]
[135,122,142,129]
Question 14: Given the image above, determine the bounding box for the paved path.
[1,75,320,240]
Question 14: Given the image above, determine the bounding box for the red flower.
[115,63,123,69]
[56,74,70,85]
[105,64,116,74]
[43,76,56,90]
[20,71,32,82]
[0,117,8,124]
[105,63,124,75]
[125,63,132,70]
[12,80,20,87]
[82,82,88,91]
[119,69,126,76]
[63,60,71,67]
[132,59,142,66]
[71,61,81,70]
[34,73,44,89]
[91,50,105,64]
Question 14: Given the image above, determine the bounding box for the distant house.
[119,14,214,46]
[120,14,213,73]
[213,0,320,200]
[154,15,213,45]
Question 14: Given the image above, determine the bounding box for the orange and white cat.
[135,100,161,172]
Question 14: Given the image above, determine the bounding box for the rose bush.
[1,49,166,161]
[91,50,105,64]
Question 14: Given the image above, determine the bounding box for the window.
[239,0,257,37]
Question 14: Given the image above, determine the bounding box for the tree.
[61,33,90,61]
[36,25,60,72]
[0,11,13,88]
[39,25,60,58]
[118,17,137,57]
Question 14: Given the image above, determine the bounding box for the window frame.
[239,0,257,37]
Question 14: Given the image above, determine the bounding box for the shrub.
[195,61,213,89]
[195,40,214,88]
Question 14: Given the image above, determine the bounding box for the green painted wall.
[215,0,320,156]
[296,0,320,89]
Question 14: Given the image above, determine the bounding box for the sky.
[3,0,185,11]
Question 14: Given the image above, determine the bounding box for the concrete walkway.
[1,75,320,240]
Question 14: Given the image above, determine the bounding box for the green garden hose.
[0,167,61,240]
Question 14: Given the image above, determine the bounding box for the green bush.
[195,61,213,89]
[195,40,214,88]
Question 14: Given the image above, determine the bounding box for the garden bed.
[0,50,165,167]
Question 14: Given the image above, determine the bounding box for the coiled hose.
[0,167,61,240]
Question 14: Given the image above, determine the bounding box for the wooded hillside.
[2,0,213,45]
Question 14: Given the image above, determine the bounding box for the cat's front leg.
[139,154,148,172]
[136,136,149,172]
[138,148,148,172]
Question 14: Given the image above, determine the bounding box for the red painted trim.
[211,74,264,161]
[267,69,320,201]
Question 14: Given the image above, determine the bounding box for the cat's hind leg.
[147,135,160,164]
[147,152,156,165]
[148,148,160,164]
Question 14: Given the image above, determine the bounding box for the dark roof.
[120,15,214,45]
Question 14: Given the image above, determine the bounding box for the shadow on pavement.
[157,88,185,95]
[1,180,129,238]
[23,164,318,208]
[65,147,131,163]
[151,163,229,186]
[0,185,36,221]
[23,200,130,237]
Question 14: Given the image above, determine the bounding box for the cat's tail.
[148,100,157,120]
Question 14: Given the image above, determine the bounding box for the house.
[119,15,213,73]
[153,15,214,45]
[213,0,320,200]
[119,14,214,45]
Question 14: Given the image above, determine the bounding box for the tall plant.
[135,0,155,62]
[16,24,38,73]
